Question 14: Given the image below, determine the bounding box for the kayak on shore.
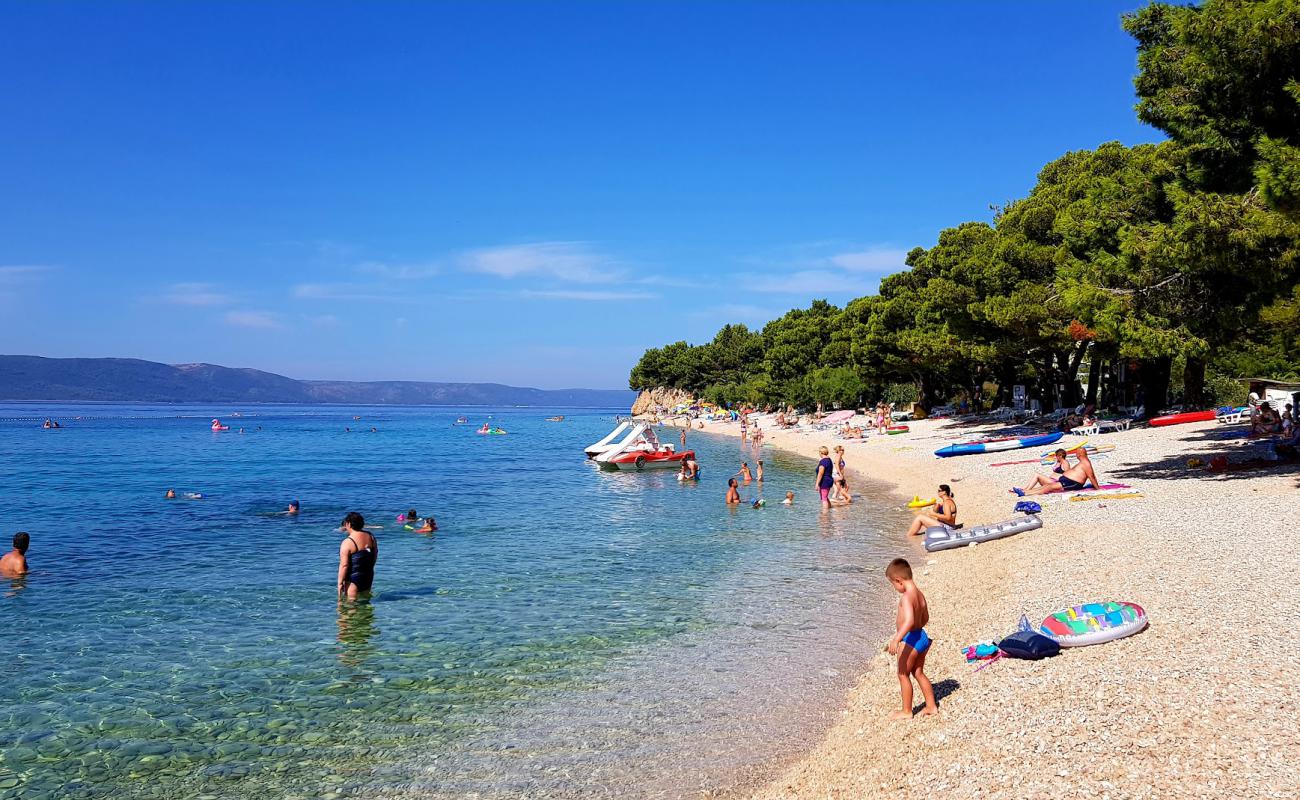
[934,431,1064,458]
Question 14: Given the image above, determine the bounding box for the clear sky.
[0,1,1163,389]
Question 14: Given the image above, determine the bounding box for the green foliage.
[630,3,1300,409]
[1204,370,1247,408]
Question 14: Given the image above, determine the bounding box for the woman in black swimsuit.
[338,512,378,600]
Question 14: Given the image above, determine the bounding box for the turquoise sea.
[0,405,911,799]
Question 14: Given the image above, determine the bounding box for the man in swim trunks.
[1,532,29,578]
[1017,449,1101,495]
[884,558,937,719]
[338,512,378,600]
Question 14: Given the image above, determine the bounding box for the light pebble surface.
[683,413,1300,800]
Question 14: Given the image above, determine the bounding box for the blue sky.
[0,1,1163,389]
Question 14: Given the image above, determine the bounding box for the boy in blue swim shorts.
[885,558,939,719]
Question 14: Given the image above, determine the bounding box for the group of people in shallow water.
[155,491,441,600]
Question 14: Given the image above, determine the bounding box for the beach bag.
[1013,500,1042,515]
[997,630,1060,660]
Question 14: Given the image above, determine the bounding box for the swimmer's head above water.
[165,489,176,499]
[288,500,300,514]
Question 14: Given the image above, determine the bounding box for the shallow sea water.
[0,405,911,799]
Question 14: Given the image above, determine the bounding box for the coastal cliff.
[631,387,693,416]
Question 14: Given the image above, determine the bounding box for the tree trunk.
[1086,356,1102,407]
[1183,357,1207,408]
[1138,357,1173,418]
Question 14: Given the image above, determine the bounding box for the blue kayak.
[935,431,1064,458]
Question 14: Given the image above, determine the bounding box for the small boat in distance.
[455,416,469,425]
[546,415,565,422]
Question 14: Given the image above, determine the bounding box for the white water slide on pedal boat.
[585,421,631,458]
[593,424,652,465]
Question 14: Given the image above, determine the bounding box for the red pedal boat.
[601,446,695,471]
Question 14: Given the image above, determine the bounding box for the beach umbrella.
[823,410,855,424]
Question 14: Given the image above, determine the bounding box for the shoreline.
[667,413,1300,799]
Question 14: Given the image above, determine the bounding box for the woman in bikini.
[906,485,957,536]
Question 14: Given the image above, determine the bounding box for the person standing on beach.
[885,558,938,719]
[1,532,29,577]
[337,513,378,600]
[816,447,835,509]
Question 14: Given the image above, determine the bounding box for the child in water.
[884,558,938,719]
[409,516,437,533]
[782,491,795,505]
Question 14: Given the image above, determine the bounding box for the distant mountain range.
[0,355,636,407]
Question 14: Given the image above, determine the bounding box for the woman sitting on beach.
[906,485,957,536]
[1015,449,1101,495]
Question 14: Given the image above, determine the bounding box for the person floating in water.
[338,512,378,600]
[1015,449,1101,496]
[402,509,419,523]
[725,478,741,504]
[1,532,29,577]
[165,488,176,499]
[907,485,957,536]
[287,500,300,515]
[409,516,437,533]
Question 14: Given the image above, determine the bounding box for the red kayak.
[1149,410,1217,427]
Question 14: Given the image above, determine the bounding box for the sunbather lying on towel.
[1015,449,1101,496]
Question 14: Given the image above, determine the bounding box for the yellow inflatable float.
[906,496,936,509]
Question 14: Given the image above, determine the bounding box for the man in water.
[725,478,741,504]
[1,532,29,577]
[165,489,176,499]
[1017,449,1101,495]
[287,500,300,515]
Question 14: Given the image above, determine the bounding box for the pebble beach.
[681,413,1300,800]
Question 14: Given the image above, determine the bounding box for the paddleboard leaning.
[1035,601,1148,646]
[923,514,1043,552]
[934,431,1064,458]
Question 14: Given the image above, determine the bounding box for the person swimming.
[409,516,437,533]
[782,491,795,505]
[287,500,300,515]
[165,489,176,499]
[338,512,378,600]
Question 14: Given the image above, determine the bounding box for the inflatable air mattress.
[1036,601,1147,646]
[923,514,1042,552]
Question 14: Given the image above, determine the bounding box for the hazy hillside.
[0,355,635,407]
